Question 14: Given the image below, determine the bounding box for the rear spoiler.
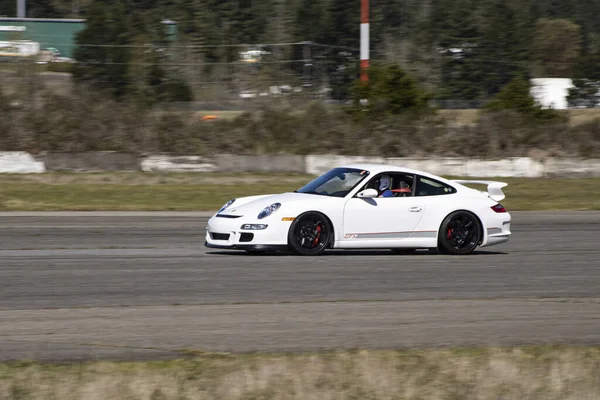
[452,180,508,202]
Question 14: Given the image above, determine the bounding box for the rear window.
[416,176,456,196]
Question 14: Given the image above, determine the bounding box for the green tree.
[27,0,60,18]
[478,0,532,97]
[315,0,360,100]
[294,0,327,43]
[350,64,431,118]
[567,53,600,107]
[0,1,16,17]
[72,0,132,98]
[532,18,582,77]
[484,76,561,121]
[430,0,483,100]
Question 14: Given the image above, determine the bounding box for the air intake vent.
[239,233,254,242]
[211,232,230,241]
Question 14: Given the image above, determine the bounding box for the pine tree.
[72,0,132,98]
[319,0,360,100]
[484,76,560,121]
[432,0,483,100]
[294,0,327,43]
[479,0,531,97]
[567,53,600,108]
[27,0,60,18]
[0,1,16,17]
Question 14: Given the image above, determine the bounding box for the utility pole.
[360,0,369,82]
[17,0,26,18]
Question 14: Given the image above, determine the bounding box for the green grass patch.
[0,173,598,211]
[1,346,599,400]
[457,177,600,211]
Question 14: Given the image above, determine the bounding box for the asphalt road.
[1,211,599,361]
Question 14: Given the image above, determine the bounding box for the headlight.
[218,199,236,214]
[241,224,268,230]
[258,203,281,219]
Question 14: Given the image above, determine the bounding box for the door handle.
[409,206,422,212]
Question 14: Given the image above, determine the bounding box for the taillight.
[491,204,507,213]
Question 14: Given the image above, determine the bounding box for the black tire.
[390,248,417,254]
[438,211,482,255]
[287,211,332,256]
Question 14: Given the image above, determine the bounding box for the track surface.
[1,211,599,361]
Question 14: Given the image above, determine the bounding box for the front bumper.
[204,214,290,250]
[205,242,288,252]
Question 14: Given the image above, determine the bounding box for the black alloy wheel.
[288,212,332,256]
[438,211,482,255]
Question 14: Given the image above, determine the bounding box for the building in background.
[0,18,177,61]
[0,18,84,59]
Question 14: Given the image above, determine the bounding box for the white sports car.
[205,164,511,255]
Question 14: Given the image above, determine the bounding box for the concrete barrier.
[386,157,469,177]
[43,152,140,172]
[216,154,306,173]
[464,157,545,178]
[305,155,387,175]
[141,155,218,172]
[0,152,45,173]
[3,152,599,177]
[313,156,594,178]
[543,158,600,178]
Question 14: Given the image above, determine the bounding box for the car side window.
[416,176,456,196]
[358,173,415,197]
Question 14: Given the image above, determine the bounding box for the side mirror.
[356,188,378,198]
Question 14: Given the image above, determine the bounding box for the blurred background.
[0,0,599,157]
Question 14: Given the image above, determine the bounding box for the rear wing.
[452,180,508,202]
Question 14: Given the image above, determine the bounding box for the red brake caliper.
[447,228,454,240]
[312,225,322,247]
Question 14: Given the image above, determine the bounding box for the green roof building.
[0,18,177,59]
[0,17,85,58]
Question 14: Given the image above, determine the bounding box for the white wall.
[0,152,45,173]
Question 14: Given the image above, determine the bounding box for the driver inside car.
[376,175,394,197]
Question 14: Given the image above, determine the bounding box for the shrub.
[483,76,563,122]
[349,63,433,119]
[0,85,595,158]
[46,62,75,74]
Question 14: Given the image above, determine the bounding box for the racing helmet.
[379,174,391,191]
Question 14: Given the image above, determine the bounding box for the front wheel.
[438,211,482,255]
[287,212,332,256]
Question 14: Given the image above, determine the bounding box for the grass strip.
[0,173,598,211]
[1,346,599,400]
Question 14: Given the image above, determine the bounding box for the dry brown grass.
[1,347,600,400]
[439,108,600,127]
[562,108,600,126]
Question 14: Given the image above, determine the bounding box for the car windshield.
[295,168,370,198]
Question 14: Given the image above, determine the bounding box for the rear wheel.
[438,211,481,255]
[288,212,332,256]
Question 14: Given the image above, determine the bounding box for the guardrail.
[1,152,599,178]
